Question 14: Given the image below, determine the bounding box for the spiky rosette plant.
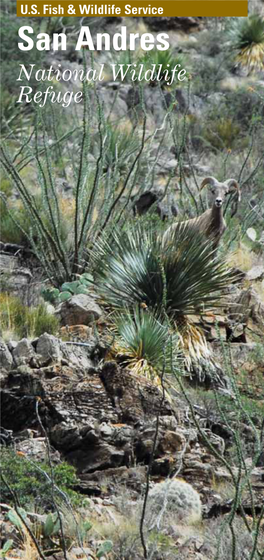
[92,124,140,174]
[92,223,234,315]
[111,307,178,385]
[92,223,235,374]
[228,15,264,70]
[138,49,187,86]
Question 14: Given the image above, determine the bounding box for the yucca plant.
[92,223,235,373]
[92,124,140,174]
[228,15,264,70]
[139,49,187,87]
[111,307,178,384]
[92,223,234,316]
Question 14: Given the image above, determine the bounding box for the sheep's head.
[200,177,241,208]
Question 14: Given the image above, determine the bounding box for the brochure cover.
[0,0,264,558]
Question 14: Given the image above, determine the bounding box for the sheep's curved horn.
[199,177,218,191]
[225,179,241,201]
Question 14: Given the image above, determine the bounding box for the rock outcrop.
[1,342,263,507]
[144,17,202,32]
[58,294,103,326]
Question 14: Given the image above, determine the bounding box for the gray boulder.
[144,17,201,32]
[60,343,94,370]
[98,85,128,119]
[36,333,62,362]
[16,437,61,463]
[58,294,103,326]
[246,265,264,281]
[13,338,36,366]
[0,252,32,291]
[36,333,93,369]
[0,341,13,371]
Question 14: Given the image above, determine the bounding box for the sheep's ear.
[199,177,218,191]
[226,179,241,201]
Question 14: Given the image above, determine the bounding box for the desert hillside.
[0,3,264,559]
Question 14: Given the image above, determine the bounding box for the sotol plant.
[111,307,178,383]
[139,49,187,87]
[228,15,264,70]
[92,223,235,371]
[92,123,141,175]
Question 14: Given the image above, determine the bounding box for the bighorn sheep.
[163,177,240,249]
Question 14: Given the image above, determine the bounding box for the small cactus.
[147,478,202,526]
[41,273,93,303]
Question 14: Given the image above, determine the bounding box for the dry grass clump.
[0,293,59,340]
[227,244,257,272]
[203,515,264,559]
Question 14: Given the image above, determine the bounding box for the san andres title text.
[17,26,187,108]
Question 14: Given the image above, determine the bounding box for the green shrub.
[0,15,44,96]
[0,177,13,196]
[32,304,60,338]
[110,49,135,69]
[204,117,242,151]
[191,85,263,152]
[224,87,263,128]
[1,0,17,13]
[0,190,71,247]
[194,29,224,57]
[139,49,187,87]
[0,449,81,509]
[0,294,26,336]
[92,124,141,174]
[0,203,30,245]
[193,56,227,96]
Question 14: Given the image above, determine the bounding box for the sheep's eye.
[211,188,216,194]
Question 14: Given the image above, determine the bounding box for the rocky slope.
[1,11,264,560]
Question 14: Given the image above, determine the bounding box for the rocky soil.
[1,276,264,557]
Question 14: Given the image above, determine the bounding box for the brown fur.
[163,177,240,249]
